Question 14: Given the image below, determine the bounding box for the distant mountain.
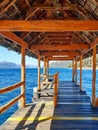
[0,61,37,68]
[68,55,98,68]
[50,61,71,68]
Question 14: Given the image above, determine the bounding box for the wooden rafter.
[0,20,98,31]
[31,44,89,50]
[26,8,39,20]
[0,0,17,16]
[0,32,28,48]
[30,5,77,10]
[24,0,31,8]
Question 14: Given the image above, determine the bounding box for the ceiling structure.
[0,0,98,61]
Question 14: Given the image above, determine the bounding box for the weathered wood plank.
[1,81,98,130]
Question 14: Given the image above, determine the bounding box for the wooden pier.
[1,81,98,130]
[1,1,98,129]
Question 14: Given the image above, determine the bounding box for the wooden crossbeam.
[31,44,89,50]
[82,37,98,54]
[48,57,73,61]
[0,20,98,31]
[41,51,80,57]
[90,37,98,48]
[0,32,28,48]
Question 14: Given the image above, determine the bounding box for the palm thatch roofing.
[0,0,98,60]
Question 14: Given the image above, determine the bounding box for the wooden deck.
[1,81,98,130]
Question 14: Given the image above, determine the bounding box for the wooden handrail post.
[80,54,83,91]
[20,47,26,107]
[38,55,41,91]
[92,46,96,107]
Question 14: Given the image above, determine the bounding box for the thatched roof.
[0,0,98,60]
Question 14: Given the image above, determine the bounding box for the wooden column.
[92,46,96,107]
[72,60,74,82]
[54,73,58,107]
[21,47,26,107]
[38,55,41,91]
[46,58,49,75]
[47,59,49,75]
[46,59,49,81]
[80,54,83,91]
[75,58,77,83]
[44,57,47,75]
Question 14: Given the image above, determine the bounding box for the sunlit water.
[0,68,98,125]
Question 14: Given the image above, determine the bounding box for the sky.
[0,46,43,66]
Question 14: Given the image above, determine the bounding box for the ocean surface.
[0,68,98,125]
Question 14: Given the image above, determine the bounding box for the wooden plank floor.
[1,81,98,130]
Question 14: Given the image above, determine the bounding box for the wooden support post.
[47,59,49,75]
[44,57,47,75]
[45,58,49,81]
[38,55,41,91]
[92,46,96,107]
[20,47,26,107]
[80,54,83,91]
[46,58,49,75]
[54,73,58,107]
[75,59,77,83]
[72,60,74,82]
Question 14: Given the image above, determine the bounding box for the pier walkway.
[1,81,98,130]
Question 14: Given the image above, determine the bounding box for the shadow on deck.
[1,81,98,130]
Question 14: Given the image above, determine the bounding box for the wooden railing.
[40,74,54,84]
[54,73,59,107]
[0,81,25,114]
[40,73,59,107]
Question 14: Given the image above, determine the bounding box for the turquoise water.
[0,68,98,125]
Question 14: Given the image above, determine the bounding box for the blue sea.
[0,68,98,125]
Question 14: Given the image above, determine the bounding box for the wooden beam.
[0,32,39,55]
[82,37,98,55]
[0,32,28,48]
[80,54,83,91]
[0,20,98,31]
[90,37,98,49]
[92,46,96,107]
[31,44,89,51]
[41,51,80,57]
[48,57,73,61]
